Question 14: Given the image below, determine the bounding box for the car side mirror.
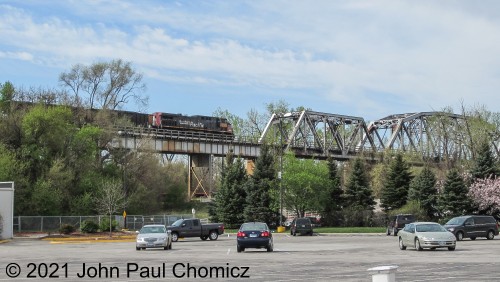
[135,231,139,234]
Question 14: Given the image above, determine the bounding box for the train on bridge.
[118,110,234,136]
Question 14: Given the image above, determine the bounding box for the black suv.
[386,214,415,236]
[444,215,499,241]
[290,218,313,236]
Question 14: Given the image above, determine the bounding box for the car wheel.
[136,247,140,251]
[415,238,423,251]
[430,247,436,250]
[393,228,398,236]
[487,230,495,240]
[237,245,244,253]
[200,236,208,240]
[209,231,218,240]
[448,246,456,251]
[267,242,274,252]
[456,231,464,241]
[164,246,168,250]
[399,237,406,250]
[309,231,313,236]
[470,237,476,240]
[171,232,179,242]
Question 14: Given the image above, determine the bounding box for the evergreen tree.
[214,152,247,228]
[408,167,437,219]
[472,141,498,179]
[344,158,375,210]
[438,169,471,217]
[380,154,412,212]
[244,145,276,225]
[321,157,344,226]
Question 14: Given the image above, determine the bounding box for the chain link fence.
[13,214,199,233]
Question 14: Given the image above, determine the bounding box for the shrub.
[99,217,118,232]
[342,206,373,227]
[80,220,99,233]
[389,200,429,222]
[59,224,75,234]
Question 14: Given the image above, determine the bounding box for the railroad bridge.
[114,111,499,199]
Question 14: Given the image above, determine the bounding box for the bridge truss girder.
[362,112,471,160]
[259,111,376,159]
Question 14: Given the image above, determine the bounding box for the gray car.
[398,222,456,251]
[136,224,173,251]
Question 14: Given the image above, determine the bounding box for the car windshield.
[446,217,466,225]
[140,226,165,234]
[415,224,447,232]
[240,223,267,231]
[171,219,184,227]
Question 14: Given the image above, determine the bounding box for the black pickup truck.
[166,218,224,242]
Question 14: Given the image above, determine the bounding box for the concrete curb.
[41,235,136,242]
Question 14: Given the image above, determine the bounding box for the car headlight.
[136,238,144,242]
[159,237,166,241]
[448,228,455,232]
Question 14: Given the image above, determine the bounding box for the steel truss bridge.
[114,111,499,199]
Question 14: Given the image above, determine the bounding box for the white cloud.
[0,1,499,118]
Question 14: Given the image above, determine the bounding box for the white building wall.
[0,182,14,239]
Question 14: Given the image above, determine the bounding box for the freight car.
[148,112,233,135]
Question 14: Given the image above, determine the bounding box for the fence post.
[41,216,43,233]
[18,216,21,232]
[60,217,62,230]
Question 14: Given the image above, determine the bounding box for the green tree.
[213,152,247,228]
[282,153,330,217]
[438,170,471,217]
[21,105,74,180]
[320,157,344,226]
[408,167,438,219]
[244,145,276,225]
[380,154,413,212]
[0,143,17,181]
[31,180,64,216]
[471,141,498,179]
[344,158,375,210]
[0,81,15,113]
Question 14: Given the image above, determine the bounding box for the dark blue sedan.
[236,222,274,252]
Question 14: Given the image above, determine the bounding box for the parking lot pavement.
[1,234,499,281]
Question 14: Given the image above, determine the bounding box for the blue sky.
[1,0,499,121]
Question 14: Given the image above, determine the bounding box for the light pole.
[279,118,283,227]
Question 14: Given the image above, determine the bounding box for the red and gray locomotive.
[148,112,233,135]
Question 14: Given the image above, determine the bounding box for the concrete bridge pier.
[188,154,213,199]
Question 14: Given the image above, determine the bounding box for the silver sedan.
[398,222,456,251]
[136,224,173,251]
